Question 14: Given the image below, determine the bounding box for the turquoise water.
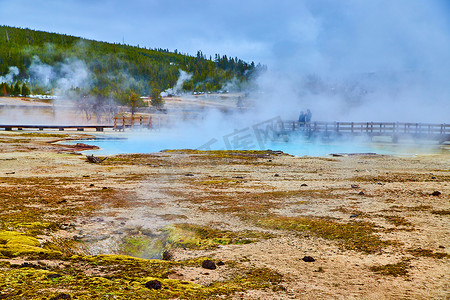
[63,132,444,156]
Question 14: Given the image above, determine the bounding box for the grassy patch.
[381,215,414,227]
[0,230,62,258]
[352,173,450,183]
[369,260,410,277]
[164,223,274,250]
[407,248,450,259]
[255,215,392,253]
[431,209,450,215]
[0,254,283,299]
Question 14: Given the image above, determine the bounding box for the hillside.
[0,26,263,103]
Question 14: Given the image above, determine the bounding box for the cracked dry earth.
[0,131,449,299]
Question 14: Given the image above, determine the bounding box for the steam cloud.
[164,70,192,96]
[250,0,450,124]
[0,66,19,83]
[29,56,90,94]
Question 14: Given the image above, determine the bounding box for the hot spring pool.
[62,131,445,157]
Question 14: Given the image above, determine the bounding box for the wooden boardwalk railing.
[0,124,114,131]
[113,116,158,131]
[282,121,450,143]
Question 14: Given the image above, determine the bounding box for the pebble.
[145,280,162,290]
[202,259,217,270]
[431,191,441,196]
[49,294,71,300]
[302,256,316,262]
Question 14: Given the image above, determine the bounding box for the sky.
[0,0,447,66]
[1,0,449,122]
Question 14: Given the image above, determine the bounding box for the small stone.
[217,261,225,266]
[145,280,162,290]
[301,183,308,187]
[431,176,437,179]
[438,245,445,249]
[185,173,194,176]
[358,191,365,195]
[302,256,315,262]
[50,294,71,300]
[431,191,441,196]
[202,259,217,270]
[162,250,173,261]
[89,184,94,187]
[102,187,108,190]
[350,214,359,218]
[351,184,360,188]
[274,174,280,177]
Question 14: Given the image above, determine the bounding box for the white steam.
[164,70,192,96]
[29,56,90,94]
[0,66,19,83]
[250,0,450,123]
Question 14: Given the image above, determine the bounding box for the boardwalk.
[282,121,450,144]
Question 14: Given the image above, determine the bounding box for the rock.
[439,245,445,249]
[358,191,365,195]
[217,261,225,266]
[431,191,441,196]
[102,187,108,190]
[47,273,63,279]
[162,250,173,261]
[301,183,308,187]
[185,173,194,176]
[18,262,46,269]
[232,176,244,179]
[89,184,95,187]
[302,256,315,262]
[350,214,359,218]
[50,293,71,300]
[431,176,437,179]
[351,184,360,188]
[202,259,217,270]
[274,174,280,177]
[145,280,162,290]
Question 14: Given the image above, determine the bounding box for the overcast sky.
[1,0,448,69]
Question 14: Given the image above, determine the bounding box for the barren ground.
[0,130,448,299]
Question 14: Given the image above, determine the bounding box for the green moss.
[255,215,393,253]
[431,209,450,215]
[0,230,62,258]
[164,223,274,250]
[407,248,450,259]
[118,235,167,259]
[369,260,410,277]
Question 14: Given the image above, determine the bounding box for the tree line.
[0,25,265,106]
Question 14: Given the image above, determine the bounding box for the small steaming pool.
[62,132,443,156]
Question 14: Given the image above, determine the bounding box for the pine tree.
[150,88,164,108]
[21,83,30,96]
[13,82,21,96]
